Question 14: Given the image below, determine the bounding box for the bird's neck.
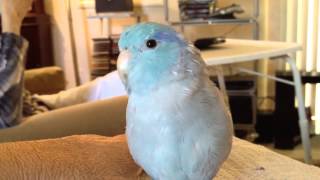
[128,72,205,97]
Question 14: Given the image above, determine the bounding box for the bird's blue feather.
[119,23,188,95]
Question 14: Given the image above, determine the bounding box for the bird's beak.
[117,50,130,85]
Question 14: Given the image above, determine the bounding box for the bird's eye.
[146,39,157,49]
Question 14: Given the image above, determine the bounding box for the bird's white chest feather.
[126,84,185,148]
[126,84,189,174]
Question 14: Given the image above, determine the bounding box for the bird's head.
[117,22,202,95]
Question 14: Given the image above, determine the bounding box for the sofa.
[0,67,320,179]
[0,66,127,143]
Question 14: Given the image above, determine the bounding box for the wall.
[44,0,78,88]
[45,0,92,88]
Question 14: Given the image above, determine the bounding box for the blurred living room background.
[2,0,320,162]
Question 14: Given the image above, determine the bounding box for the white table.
[201,39,312,164]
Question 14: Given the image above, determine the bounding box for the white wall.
[70,0,92,84]
[45,0,78,88]
[44,0,92,88]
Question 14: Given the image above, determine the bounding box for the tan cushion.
[24,66,65,95]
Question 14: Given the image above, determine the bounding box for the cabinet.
[211,75,257,132]
[21,14,53,69]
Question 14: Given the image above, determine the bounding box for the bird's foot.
[136,168,150,180]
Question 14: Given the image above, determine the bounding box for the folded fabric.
[23,89,50,118]
[35,70,127,109]
[0,33,28,128]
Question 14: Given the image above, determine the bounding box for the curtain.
[286,0,320,133]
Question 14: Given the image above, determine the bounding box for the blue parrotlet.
[117,22,233,180]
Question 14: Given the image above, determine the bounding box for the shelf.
[163,0,260,39]
[87,12,141,19]
[169,18,257,26]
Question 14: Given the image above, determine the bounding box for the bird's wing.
[177,82,233,179]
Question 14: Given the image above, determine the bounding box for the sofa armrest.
[0,96,128,143]
[24,66,65,95]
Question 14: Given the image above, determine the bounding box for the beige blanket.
[217,137,320,179]
[61,135,320,180]
[1,135,319,179]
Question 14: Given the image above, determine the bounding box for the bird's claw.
[136,168,150,180]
